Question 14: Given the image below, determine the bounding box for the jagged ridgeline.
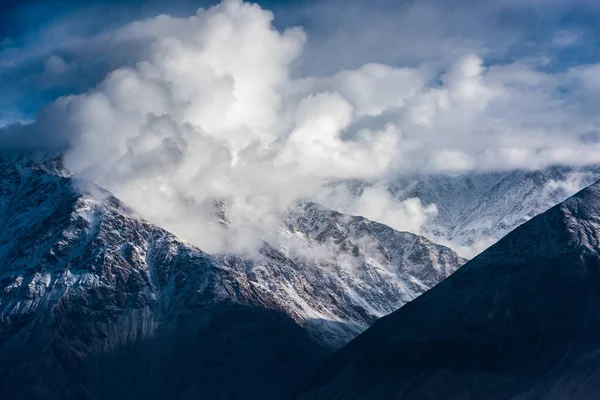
[0,155,463,399]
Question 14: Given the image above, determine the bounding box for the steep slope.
[0,156,464,398]
[223,202,465,347]
[0,158,327,399]
[297,179,600,400]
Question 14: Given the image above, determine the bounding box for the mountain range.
[2,154,600,399]
[0,155,463,399]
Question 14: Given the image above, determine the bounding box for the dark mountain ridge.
[297,179,600,399]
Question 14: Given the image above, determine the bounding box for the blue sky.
[2,0,600,124]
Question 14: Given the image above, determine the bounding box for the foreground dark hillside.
[297,180,600,400]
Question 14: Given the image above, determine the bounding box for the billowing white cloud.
[31,0,400,254]
[2,0,600,255]
[542,170,600,198]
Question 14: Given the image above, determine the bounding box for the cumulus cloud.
[2,0,600,255]
[542,170,600,199]
[16,0,400,254]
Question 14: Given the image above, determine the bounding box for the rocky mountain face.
[245,201,466,347]
[390,165,600,256]
[296,179,600,400]
[0,156,464,399]
[0,156,330,399]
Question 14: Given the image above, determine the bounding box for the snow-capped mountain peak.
[0,156,464,399]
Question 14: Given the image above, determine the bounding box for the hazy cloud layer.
[1,0,600,254]
[316,184,438,236]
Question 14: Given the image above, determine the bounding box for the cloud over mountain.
[1,0,600,254]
